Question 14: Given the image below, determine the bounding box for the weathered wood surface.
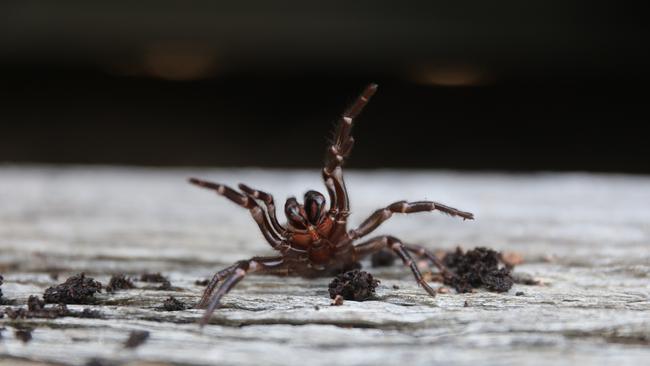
[1,166,649,366]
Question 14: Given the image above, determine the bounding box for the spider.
[190,84,474,325]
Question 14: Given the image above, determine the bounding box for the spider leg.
[199,256,286,326]
[197,262,240,308]
[189,178,286,250]
[402,243,451,276]
[238,183,287,236]
[349,201,474,241]
[354,236,437,297]
[322,84,378,219]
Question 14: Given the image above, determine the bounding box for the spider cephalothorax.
[190,84,474,325]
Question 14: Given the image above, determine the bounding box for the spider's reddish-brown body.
[190,84,474,325]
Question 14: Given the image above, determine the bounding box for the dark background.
[1,1,648,172]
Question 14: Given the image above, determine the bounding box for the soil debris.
[106,274,135,292]
[15,327,33,343]
[161,296,187,311]
[371,249,396,267]
[3,295,102,319]
[0,274,10,305]
[516,291,525,296]
[194,279,209,286]
[140,272,172,290]
[124,330,150,349]
[140,272,167,282]
[443,247,514,293]
[85,358,119,366]
[331,295,344,306]
[43,273,102,304]
[328,269,379,301]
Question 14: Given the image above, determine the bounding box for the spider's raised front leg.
[354,236,437,297]
[189,178,286,250]
[199,256,286,326]
[322,84,378,220]
[238,183,287,236]
[348,201,474,241]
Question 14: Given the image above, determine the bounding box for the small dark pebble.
[79,308,102,318]
[314,305,320,311]
[15,328,33,343]
[85,358,119,366]
[195,279,209,286]
[162,296,187,311]
[43,273,102,304]
[331,294,344,306]
[443,247,514,293]
[392,284,400,290]
[328,269,379,301]
[49,272,59,281]
[124,330,150,349]
[371,249,396,268]
[0,274,4,301]
[516,291,525,296]
[106,274,135,293]
[464,301,469,307]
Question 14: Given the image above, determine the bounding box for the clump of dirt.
[328,269,379,301]
[161,296,186,311]
[5,296,66,319]
[124,330,149,349]
[78,308,102,318]
[15,328,33,343]
[43,273,103,304]
[140,272,167,282]
[106,274,135,293]
[140,272,172,290]
[443,247,514,293]
[194,279,209,286]
[0,274,4,305]
[370,249,396,268]
[85,358,118,366]
[4,295,102,319]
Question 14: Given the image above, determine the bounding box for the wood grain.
[1,166,649,365]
